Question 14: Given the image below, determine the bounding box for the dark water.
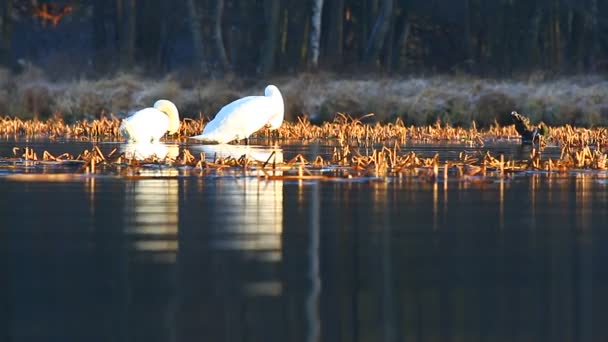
[1,139,608,342]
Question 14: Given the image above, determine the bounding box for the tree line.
[0,0,606,78]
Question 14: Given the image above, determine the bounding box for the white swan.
[119,100,180,143]
[190,84,284,144]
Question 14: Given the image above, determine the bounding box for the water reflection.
[209,177,283,260]
[2,166,608,341]
[191,144,284,163]
[121,143,180,160]
[124,168,179,262]
[306,182,321,342]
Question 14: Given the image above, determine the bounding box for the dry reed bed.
[1,114,607,149]
[3,138,607,182]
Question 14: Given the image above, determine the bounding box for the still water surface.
[0,139,607,342]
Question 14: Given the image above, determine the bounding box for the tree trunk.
[589,0,599,71]
[285,0,308,71]
[528,5,543,70]
[260,0,280,74]
[0,0,13,68]
[394,19,410,71]
[212,0,231,75]
[364,0,394,65]
[325,0,344,66]
[157,1,171,72]
[118,0,136,68]
[384,4,397,71]
[187,0,206,74]
[463,0,472,65]
[308,0,324,69]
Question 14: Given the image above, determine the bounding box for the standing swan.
[119,100,180,143]
[191,85,284,144]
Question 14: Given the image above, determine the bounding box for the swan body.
[191,85,284,144]
[119,100,180,143]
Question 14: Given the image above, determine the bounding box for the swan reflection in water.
[121,143,180,161]
[211,176,284,256]
[123,166,180,263]
[191,144,284,164]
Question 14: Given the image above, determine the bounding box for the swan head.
[264,85,284,130]
[154,100,180,134]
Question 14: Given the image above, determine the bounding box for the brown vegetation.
[2,70,608,128]
[1,112,607,180]
[1,111,607,148]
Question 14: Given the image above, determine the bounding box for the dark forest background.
[0,0,606,78]
[0,0,607,126]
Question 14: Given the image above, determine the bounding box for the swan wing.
[193,96,274,143]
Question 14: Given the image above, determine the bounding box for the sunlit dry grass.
[1,113,607,150]
[4,138,607,183]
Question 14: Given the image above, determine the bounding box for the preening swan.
[119,100,180,143]
[190,85,284,144]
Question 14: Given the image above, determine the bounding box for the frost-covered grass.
[1,66,607,127]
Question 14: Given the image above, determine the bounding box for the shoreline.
[1,69,608,127]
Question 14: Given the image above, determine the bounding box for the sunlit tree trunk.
[187,0,206,74]
[212,0,231,75]
[260,0,280,74]
[0,0,13,68]
[364,0,393,65]
[308,0,324,68]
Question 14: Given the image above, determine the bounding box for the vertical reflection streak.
[125,172,179,262]
[433,182,438,231]
[499,178,504,230]
[306,182,321,342]
[531,173,538,229]
[382,192,394,342]
[575,174,589,231]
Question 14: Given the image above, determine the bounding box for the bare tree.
[284,0,308,70]
[325,0,344,65]
[308,0,324,68]
[260,0,280,74]
[116,0,136,68]
[0,0,13,67]
[589,0,599,70]
[212,0,231,74]
[364,0,394,65]
[187,0,206,73]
